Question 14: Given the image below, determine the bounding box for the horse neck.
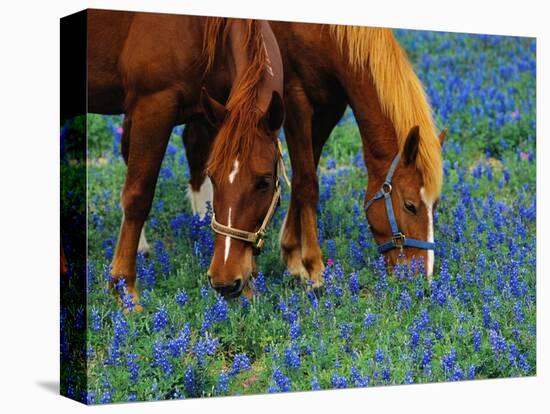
[341,70,399,183]
[224,19,283,112]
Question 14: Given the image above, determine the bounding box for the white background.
[0,0,547,412]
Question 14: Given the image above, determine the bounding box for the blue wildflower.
[283,346,301,369]
[331,374,348,389]
[230,353,252,376]
[153,305,169,332]
[175,289,189,307]
[215,370,229,394]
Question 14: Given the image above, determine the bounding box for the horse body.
[87,11,284,305]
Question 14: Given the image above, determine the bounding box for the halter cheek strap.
[364,153,435,254]
[210,139,290,255]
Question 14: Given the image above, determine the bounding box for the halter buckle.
[392,233,406,251]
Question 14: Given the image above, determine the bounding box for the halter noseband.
[364,153,435,255]
[210,140,290,255]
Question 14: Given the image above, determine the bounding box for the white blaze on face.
[224,207,232,264]
[223,158,240,264]
[420,187,435,277]
[228,159,240,184]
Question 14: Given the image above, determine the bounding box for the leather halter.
[364,153,436,254]
[210,140,290,255]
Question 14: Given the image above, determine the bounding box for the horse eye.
[404,201,417,215]
[255,177,271,192]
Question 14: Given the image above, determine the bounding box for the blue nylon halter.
[364,153,436,254]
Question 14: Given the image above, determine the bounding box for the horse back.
[88,9,134,114]
[88,10,206,116]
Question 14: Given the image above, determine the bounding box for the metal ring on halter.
[381,182,392,194]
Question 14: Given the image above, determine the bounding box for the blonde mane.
[330,25,443,200]
[203,18,269,179]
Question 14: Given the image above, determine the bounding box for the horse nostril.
[211,277,243,297]
[232,278,242,293]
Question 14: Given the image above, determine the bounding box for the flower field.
[61,29,536,403]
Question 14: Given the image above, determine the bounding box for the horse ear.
[264,91,284,132]
[403,125,420,166]
[439,127,448,147]
[200,87,227,128]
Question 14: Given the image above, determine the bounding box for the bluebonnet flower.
[200,285,210,298]
[508,342,519,366]
[489,329,507,357]
[90,309,102,331]
[290,320,301,340]
[331,374,348,389]
[86,391,96,405]
[216,370,229,394]
[513,301,525,323]
[183,364,196,395]
[375,348,385,364]
[307,289,319,309]
[252,272,267,294]
[519,354,530,374]
[154,240,170,275]
[230,353,252,376]
[482,303,491,328]
[340,322,353,341]
[100,390,112,404]
[473,330,482,352]
[326,239,337,259]
[269,368,292,392]
[200,295,229,334]
[175,289,189,307]
[193,336,220,366]
[310,377,321,390]
[167,323,191,358]
[135,253,156,289]
[441,348,457,373]
[114,278,136,311]
[107,310,128,366]
[422,337,433,369]
[152,340,172,377]
[153,305,169,332]
[283,345,301,369]
[364,312,377,328]
[348,272,360,301]
[398,288,412,311]
[127,352,140,383]
[382,367,391,382]
[451,366,464,381]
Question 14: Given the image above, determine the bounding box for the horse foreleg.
[111,90,177,311]
[182,116,216,218]
[281,86,324,287]
[120,116,151,255]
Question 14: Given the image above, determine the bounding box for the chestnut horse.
[181,23,445,288]
[88,11,284,306]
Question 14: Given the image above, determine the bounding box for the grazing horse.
[88,11,284,306]
[182,23,445,288]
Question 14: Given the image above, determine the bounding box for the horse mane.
[203,18,269,178]
[330,25,443,201]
